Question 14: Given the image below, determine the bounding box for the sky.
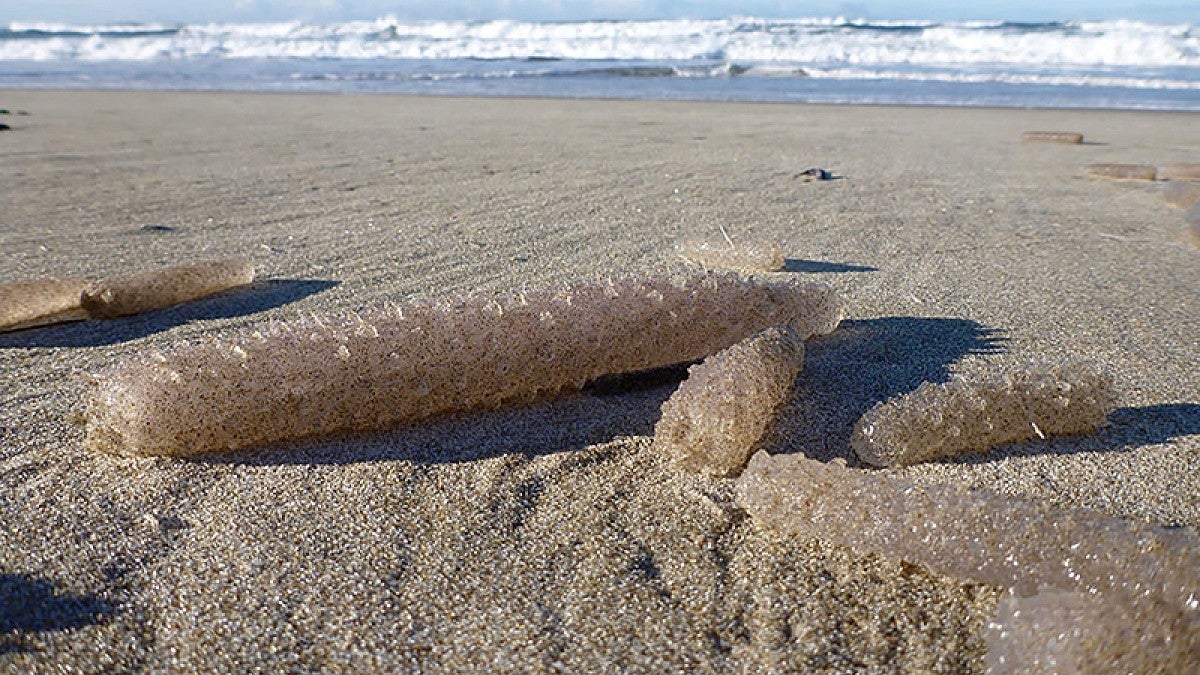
[2,1,1196,25]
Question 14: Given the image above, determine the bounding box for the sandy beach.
[1,91,1198,671]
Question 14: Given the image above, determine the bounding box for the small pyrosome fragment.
[81,257,255,319]
[1157,162,1200,182]
[735,452,1200,631]
[985,589,1198,674]
[676,236,786,272]
[0,277,88,332]
[653,325,804,478]
[1022,131,1083,144]
[1085,163,1157,181]
[1186,203,1200,249]
[85,268,844,457]
[851,361,1116,468]
[1164,181,1200,209]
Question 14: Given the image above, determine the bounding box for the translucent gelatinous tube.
[1021,131,1083,144]
[1085,163,1157,181]
[1163,181,1200,209]
[653,325,804,478]
[1186,204,1200,248]
[985,590,1199,674]
[676,236,785,272]
[851,361,1116,467]
[1157,162,1200,181]
[85,269,844,457]
[0,277,88,332]
[736,452,1200,614]
[81,258,255,319]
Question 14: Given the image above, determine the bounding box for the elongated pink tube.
[851,361,1115,468]
[1021,131,1083,144]
[85,269,844,457]
[1085,163,1157,181]
[985,590,1198,674]
[1164,181,1200,209]
[676,237,785,272]
[654,325,804,478]
[0,277,87,332]
[1186,204,1200,249]
[736,452,1200,613]
[1157,162,1200,181]
[81,258,255,319]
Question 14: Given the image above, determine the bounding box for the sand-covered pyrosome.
[653,325,804,478]
[1164,181,1200,209]
[735,452,1200,637]
[81,257,255,319]
[851,361,1116,468]
[85,269,844,457]
[985,589,1198,674]
[676,236,785,273]
[1085,163,1157,181]
[1021,131,1083,144]
[0,276,88,332]
[1157,162,1200,182]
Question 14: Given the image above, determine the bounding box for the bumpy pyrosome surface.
[736,452,1200,671]
[1187,204,1200,248]
[1157,162,1200,181]
[654,325,804,478]
[81,257,255,319]
[676,237,785,273]
[85,269,844,457]
[985,589,1198,674]
[1164,181,1200,209]
[851,361,1116,467]
[1021,131,1083,144]
[1085,163,1157,181]
[0,276,87,332]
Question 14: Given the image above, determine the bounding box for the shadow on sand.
[0,279,338,349]
[0,573,115,655]
[768,317,1007,462]
[784,258,879,274]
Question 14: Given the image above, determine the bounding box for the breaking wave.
[2,17,1196,69]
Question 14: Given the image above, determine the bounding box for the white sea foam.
[2,17,1197,69]
[3,17,1197,109]
[799,67,1200,90]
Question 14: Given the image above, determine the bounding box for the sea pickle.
[676,236,786,273]
[654,325,804,478]
[1157,162,1200,182]
[1021,131,1083,144]
[985,589,1198,674]
[0,277,88,332]
[85,269,845,457]
[1186,203,1200,248]
[851,361,1116,468]
[736,452,1200,613]
[81,258,255,319]
[1163,181,1200,209]
[1085,163,1157,181]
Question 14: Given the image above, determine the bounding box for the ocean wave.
[3,21,180,35]
[1,17,1196,68]
[273,62,1195,91]
[801,67,1200,90]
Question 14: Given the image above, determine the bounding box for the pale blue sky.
[2,1,1196,25]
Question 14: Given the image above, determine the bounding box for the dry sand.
[1,91,1197,672]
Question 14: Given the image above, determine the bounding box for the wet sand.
[1,91,1197,671]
